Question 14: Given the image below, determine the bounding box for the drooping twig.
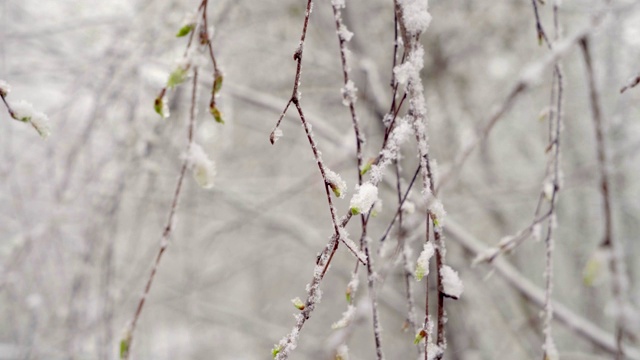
[330,2,385,357]
[0,80,51,138]
[121,68,200,359]
[580,36,626,360]
[272,72,417,359]
[530,0,550,47]
[541,4,563,359]
[620,72,640,93]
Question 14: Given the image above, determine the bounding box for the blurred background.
[1,0,640,359]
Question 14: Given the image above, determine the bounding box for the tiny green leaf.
[176,24,194,37]
[350,207,360,216]
[329,184,341,198]
[120,338,130,359]
[360,162,371,176]
[291,297,305,311]
[415,264,425,281]
[167,67,188,89]
[154,97,164,117]
[583,256,602,286]
[210,106,224,124]
[213,74,224,95]
[538,32,543,46]
[272,345,282,358]
[414,329,427,344]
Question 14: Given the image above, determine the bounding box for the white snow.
[186,143,216,189]
[11,100,51,139]
[370,119,413,184]
[0,79,10,95]
[543,337,559,360]
[398,0,432,35]
[401,200,416,214]
[336,344,349,360]
[12,100,38,121]
[347,277,359,291]
[271,128,283,144]
[349,182,378,215]
[30,112,52,139]
[415,242,434,281]
[331,0,345,9]
[331,305,356,329]
[338,24,354,42]
[441,265,463,299]
[325,168,347,198]
[372,199,383,216]
[428,198,446,225]
[341,80,357,106]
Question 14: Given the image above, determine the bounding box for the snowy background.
[1,0,640,359]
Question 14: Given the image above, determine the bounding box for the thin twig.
[580,37,626,360]
[620,73,640,93]
[121,68,200,359]
[445,220,640,360]
[437,12,606,194]
[330,3,385,357]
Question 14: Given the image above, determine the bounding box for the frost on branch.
[398,0,432,35]
[338,227,368,264]
[270,128,283,144]
[415,242,435,281]
[186,143,216,189]
[336,344,349,360]
[331,0,345,9]
[341,80,357,106]
[369,119,413,184]
[345,273,359,303]
[428,197,446,227]
[331,305,356,329]
[11,100,51,139]
[543,337,559,360]
[441,265,463,299]
[394,46,425,88]
[0,79,11,96]
[337,24,354,42]
[325,168,347,198]
[291,297,305,311]
[349,182,378,215]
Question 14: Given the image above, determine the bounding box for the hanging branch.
[0,79,51,138]
[154,0,225,123]
[271,66,416,359]
[120,68,200,360]
[330,2,384,357]
[580,36,627,360]
[393,1,460,358]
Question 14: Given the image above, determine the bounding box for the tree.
[1,0,640,359]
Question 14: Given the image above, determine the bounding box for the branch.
[445,220,640,360]
[121,68,200,359]
[580,37,626,360]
